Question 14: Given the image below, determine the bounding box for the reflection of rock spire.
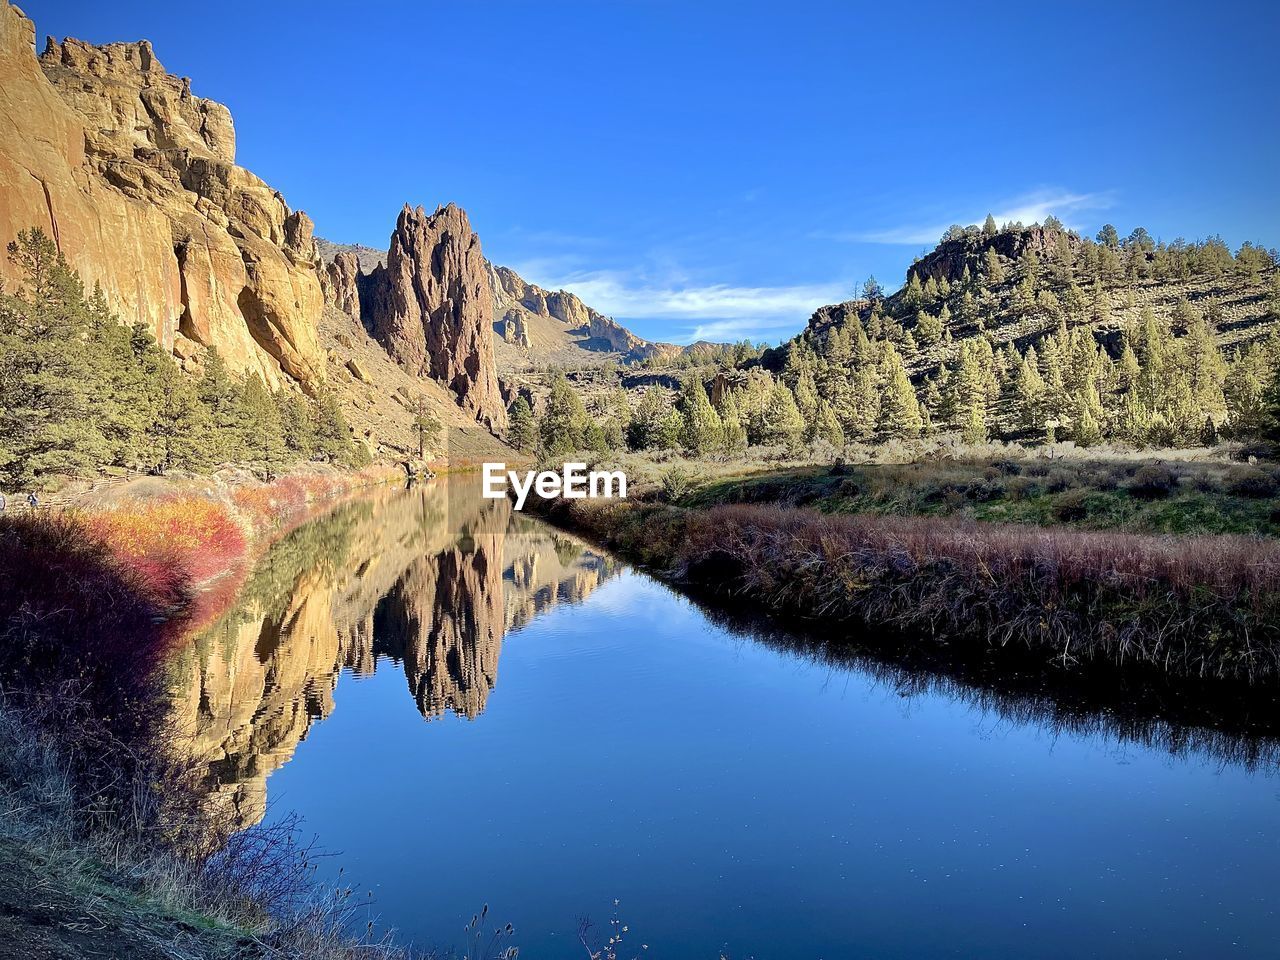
[169,481,618,830]
[372,537,505,721]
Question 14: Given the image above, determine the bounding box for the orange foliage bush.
[84,497,247,585]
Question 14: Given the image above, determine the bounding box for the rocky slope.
[795,223,1278,377]
[0,1,510,457]
[488,262,660,367]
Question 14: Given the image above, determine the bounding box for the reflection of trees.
[694,600,1280,774]
[168,480,618,828]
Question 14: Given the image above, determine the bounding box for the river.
[168,481,1280,959]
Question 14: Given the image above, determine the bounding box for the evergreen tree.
[0,229,100,487]
[761,382,805,450]
[539,373,588,455]
[410,396,443,460]
[238,374,287,475]
[314,389,357,465]
[680,378,725,455]
[1013,349,1047,434]
[508,396,537,451]
[915,309,943,346]
[983,247,1005,285]
[876,345,923,438]
[718,390,748,453]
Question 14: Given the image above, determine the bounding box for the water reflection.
[167,480,616,827]
[698,600,1280,775]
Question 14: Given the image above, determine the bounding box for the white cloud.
[831,188,1116,246]
[505,263,847,344]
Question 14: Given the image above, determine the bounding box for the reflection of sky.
[266,568,1280,960]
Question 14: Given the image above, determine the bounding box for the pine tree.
[238,374,287,475]
[876,345,923,438]
[626,389,668,450]
[762,382,805,450]
[410,396,443,459]
[314,389,356,464]
[982,214,998,237]
[953,344,988,443]
[718,390,748,453]
[983,247,1005,285]
[1013,349,1047,434]
[508,396,537,451]
[539,373,588,455]
[0,229,100,487]
[915,309,943,346]
[680,378,725,455]
[812,399,845,451]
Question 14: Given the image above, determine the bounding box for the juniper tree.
[539,373,588,455]
[679,377,725,455]
[876,345,923,438]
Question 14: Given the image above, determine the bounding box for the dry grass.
[542,497,1280,684]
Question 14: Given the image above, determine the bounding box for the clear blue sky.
[23,0,1280,345]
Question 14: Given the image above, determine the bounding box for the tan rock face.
[487,261,663,368]
[321,251,361,325]
[357,204,506,430]
[0,1,323,387]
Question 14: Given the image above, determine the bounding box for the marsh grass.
[540,496,1280,684]
[682,457,1280,537]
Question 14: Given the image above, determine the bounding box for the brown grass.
[542,498,1280,683]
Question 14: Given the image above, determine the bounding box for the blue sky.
[24,0,1280,345]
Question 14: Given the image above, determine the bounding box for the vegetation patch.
[538,495,1280,685]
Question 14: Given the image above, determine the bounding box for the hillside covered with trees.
[526,218,1280,461]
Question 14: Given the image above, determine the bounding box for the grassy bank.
[534,490,1280,685]
[684,457,1280,537]
[0,467,416,959]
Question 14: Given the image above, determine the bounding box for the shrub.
[84,497,246,584]
[661,465,695,502]
[1005,476,1038,501]
[1051,488,1090,522]
[1224,467,1279,499]
[1126,464,1178,499]
[1044,469,1074,493]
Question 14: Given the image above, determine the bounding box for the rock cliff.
[0,1,324,386]
[355,205,506,430]
[485,262,682,371]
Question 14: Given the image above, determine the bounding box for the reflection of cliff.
[167,481,617,827]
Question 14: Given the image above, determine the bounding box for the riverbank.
[0,464,416,960]
[533,465,1280,685]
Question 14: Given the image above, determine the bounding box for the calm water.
[170,483,1280,959]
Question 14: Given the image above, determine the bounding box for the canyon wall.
[0,1,323,386]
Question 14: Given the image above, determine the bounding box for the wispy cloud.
[505,264,847,345]
[826,188,1116,246]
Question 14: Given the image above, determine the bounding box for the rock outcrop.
[321,251,361,325]
[0,1,324,386]
[909,225,1083,286]
[489,263,651,356]
[353,204,506,430]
